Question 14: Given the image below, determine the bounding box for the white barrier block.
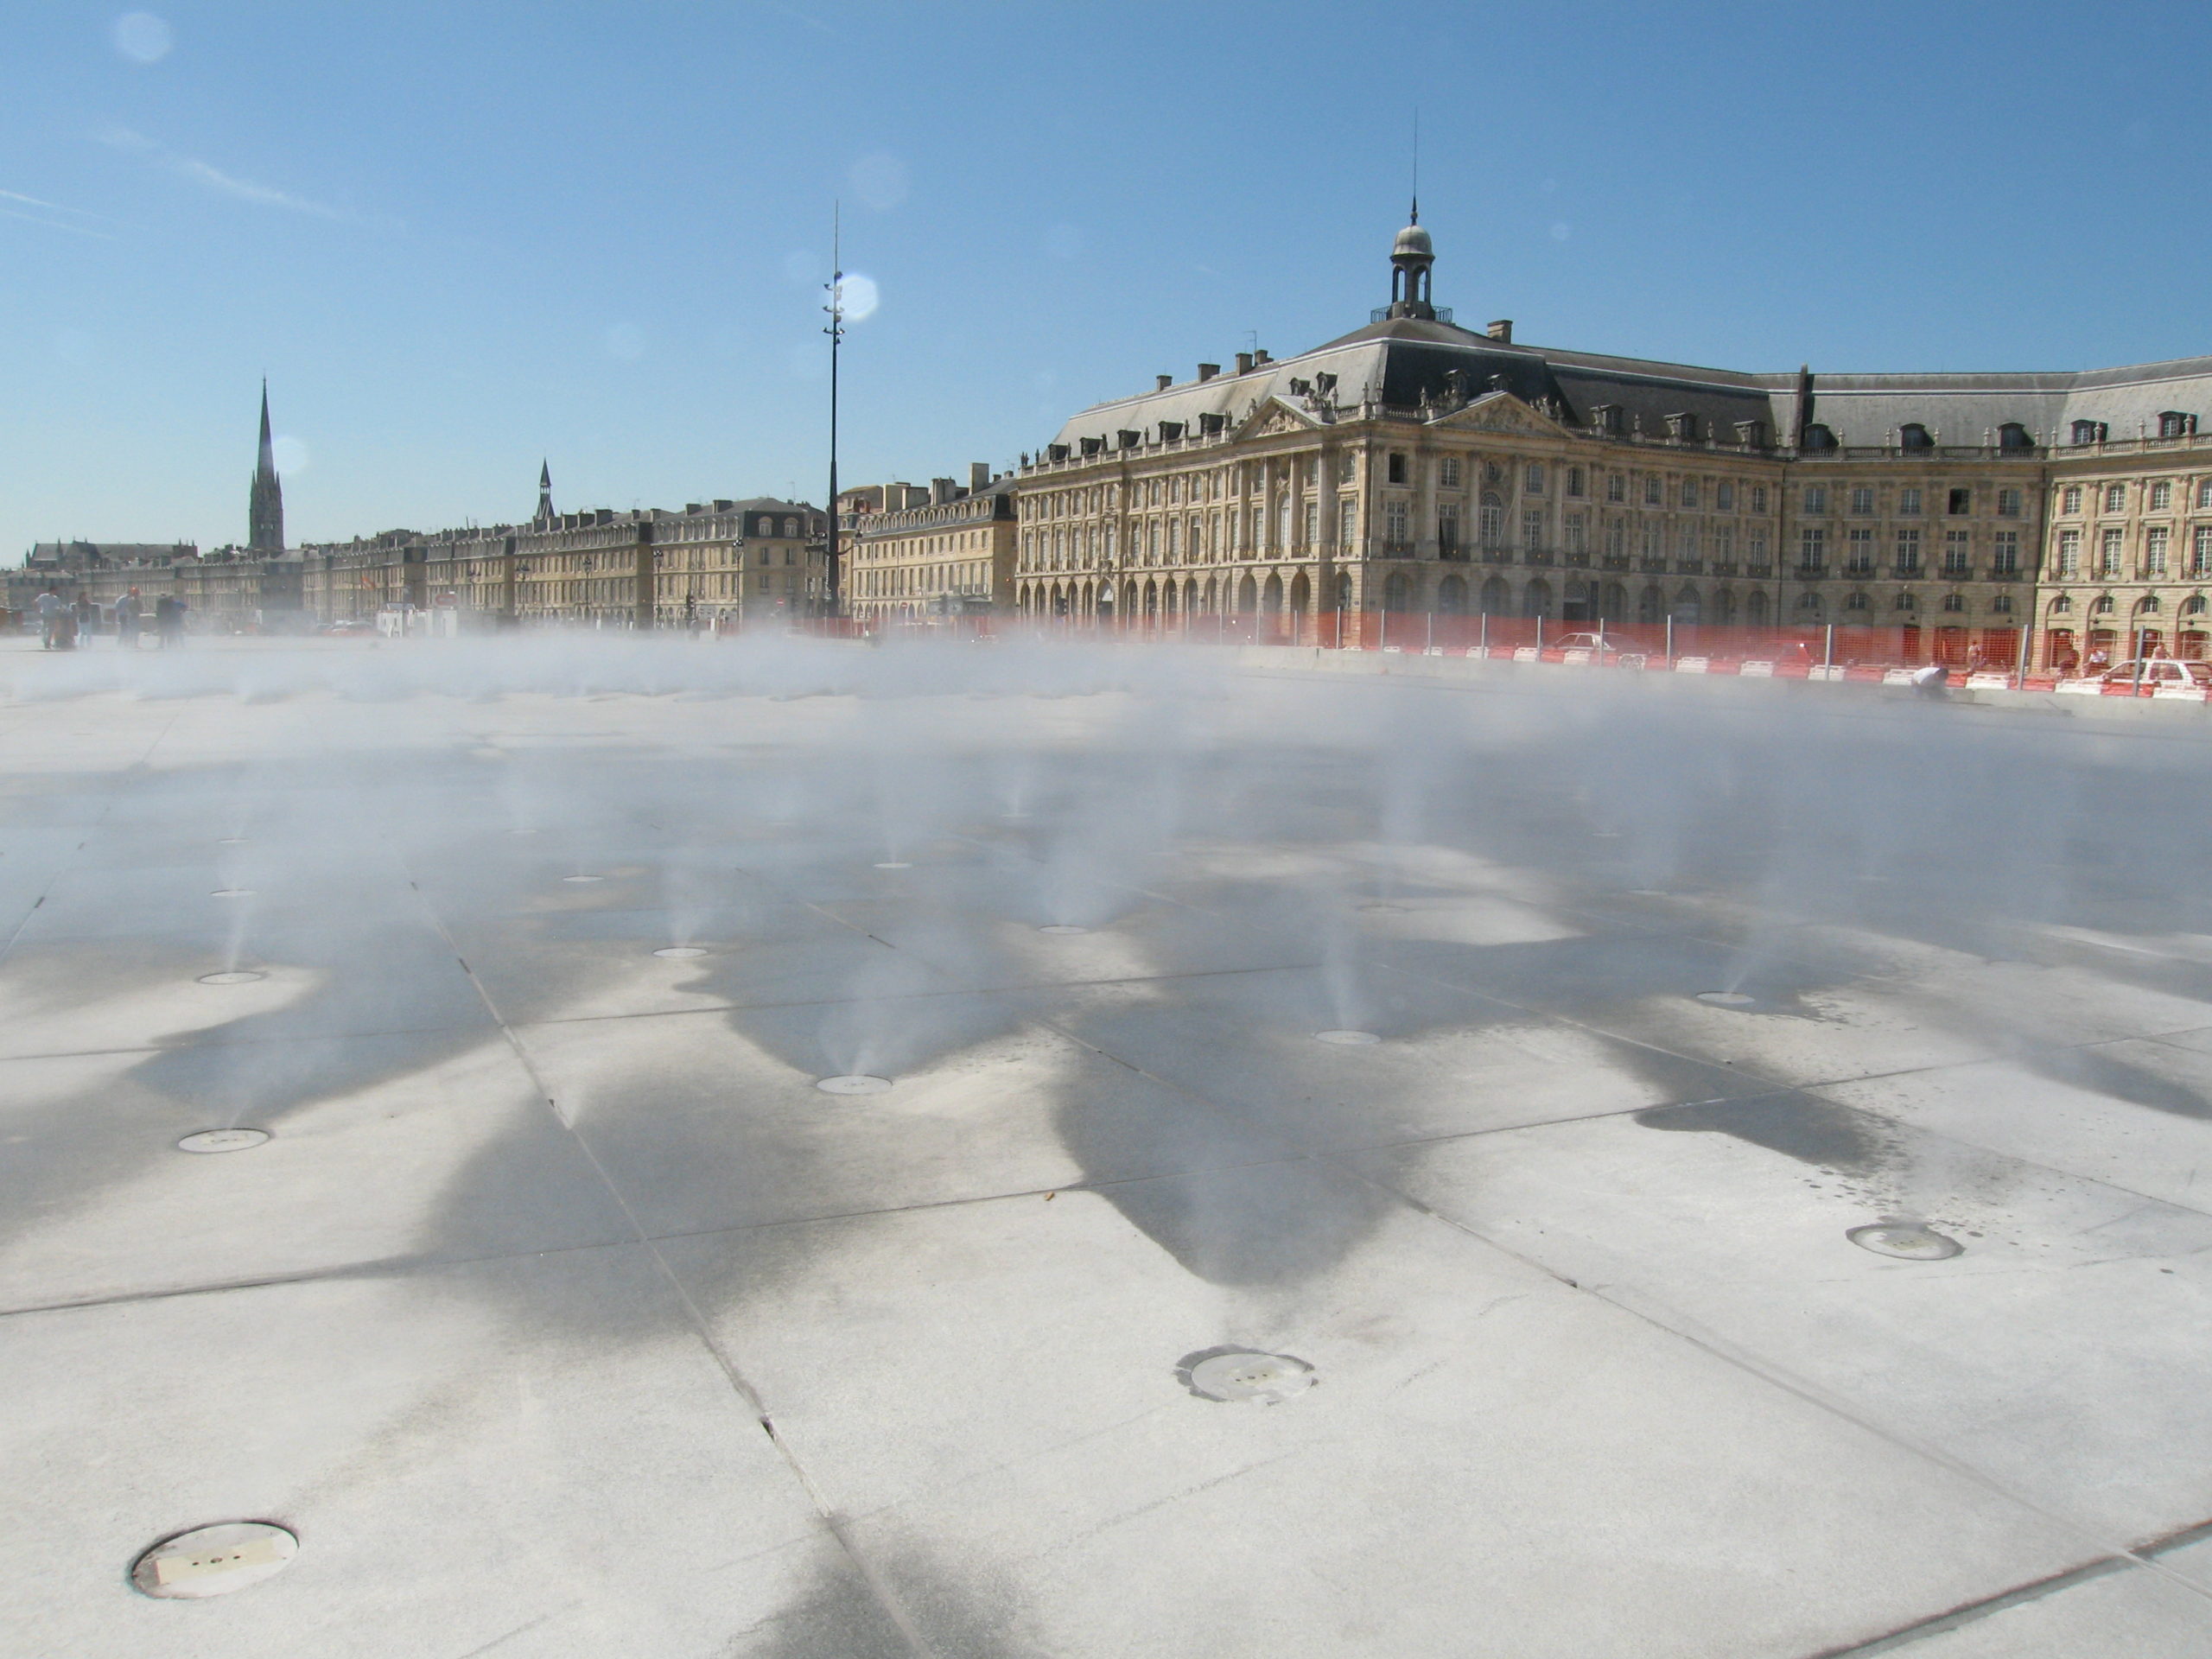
[1562,648,1592,665]
[2152,686,2210,702]
[1738,660,1775,677]
[1423,646,1444,657]
[1675,657,1709,674]
[1965,672,2012,690]
[1808,664,1846,683]
[1882,668,1918,685]
[2054,679,2103,696]
[1512,647,1540,662]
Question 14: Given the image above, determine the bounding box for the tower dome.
[1385,204,1436,321]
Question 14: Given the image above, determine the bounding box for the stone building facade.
[1017,215,2212,666]
[846,465,1017,622]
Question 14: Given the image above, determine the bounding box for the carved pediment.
[1232,397,1325,442]
[1429,390,1567,436]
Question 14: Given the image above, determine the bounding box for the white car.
[2055,658,2212,696]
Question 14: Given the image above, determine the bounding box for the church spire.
[248,380,285,553]
[536,459,553,525]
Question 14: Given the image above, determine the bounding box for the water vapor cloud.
[99,128,348,221]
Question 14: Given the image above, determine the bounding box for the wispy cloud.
[0,188,118,240]
[99,127,348,221]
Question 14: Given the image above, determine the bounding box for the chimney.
[1156,374,1173,391]
[1487,320,1514,343]
[1254,348,1272,365]
[1198,363,1219,382]
[1235,352,1254,375]
[931,477,956,505]
[969,461,990,491]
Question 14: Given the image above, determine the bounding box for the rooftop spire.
[248,381,284,554]
[536,459,554,524]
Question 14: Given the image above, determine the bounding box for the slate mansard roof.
[1048,312,2212,455]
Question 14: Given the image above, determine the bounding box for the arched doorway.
[1671,587,1700,624]
[1437,575,1468,613]
[1638,585,1664,624]
[1599,582,1628,622]
[1262,573,1284,615]
[1745,589,1770,627]
[1479,575,1510,613]
[1711,588,1736,626]
[1237,574,1259,612]
[1523,578,1554,620]
[1382,572,1412,612]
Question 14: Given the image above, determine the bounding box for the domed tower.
[1386,204,1436,321]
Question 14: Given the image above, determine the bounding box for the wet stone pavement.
[7,635,2212,1656]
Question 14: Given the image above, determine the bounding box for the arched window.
[2050,594,2072,613]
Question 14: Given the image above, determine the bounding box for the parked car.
[2101,658,2212,690]
[1548,632,1648,668]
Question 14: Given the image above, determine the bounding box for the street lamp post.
[823,206,845,620]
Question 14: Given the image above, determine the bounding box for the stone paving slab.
[7,641,2212,1655]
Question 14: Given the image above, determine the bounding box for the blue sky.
[4,2,2209,556]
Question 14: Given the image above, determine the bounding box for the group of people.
[32,587,187,651]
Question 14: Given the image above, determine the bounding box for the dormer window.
[1802,423,1837,451]
[2071,420,2108,446]
[1899,423,1933,451]
[2159,410,2198,439]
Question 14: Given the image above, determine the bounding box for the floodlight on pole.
[823,203,845,617]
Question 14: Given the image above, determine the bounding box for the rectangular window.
[1526,462,1546,494]
[1850,486,1875,516]
[1680,479,1699,509]
[1340,500,1357,551]
[1997,487,2023,518]
[1439,455,1461,490]
[2062,484,2082,514]
[1642,523,1662,560]
[1387,453,1408,485]
[1804,485,1827,514]
[2104,483,2126,512]
[2147,524,2171,576]
[2057,529,2081,576]
[1607,473,1626,504]
[1713,526,1732,562]
[1522,509,1544,551]
[1383,500,1408,543]
[1716,480,1735,512]
[2100,527,2124,575]
[1799,527,1825,572]
[1749,531,1769,568]
[1948,488,1972,515]
[2194,526,2212,577]
[1943,530,1971,574]
[1438,504,1460,552]
[2198,480,2212,510]
[1565,512,1586,554]
[1992,530,2019,574]
[1894,527,1922,572]
[2152,480,2173,512]
[1303,502,1318,544]
[1847,528,1875,572]
[1643,476,1662,505]
[1899,487,1923,516]
[1567,466,1586,498]
[1751,485,1769,514]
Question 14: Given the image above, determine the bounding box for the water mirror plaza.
[9,632,2212,1655]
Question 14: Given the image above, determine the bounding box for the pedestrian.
[112,588,143,649]
[34,587,67,650]
[73,595,98,639]
[1910,660,1949,700]
[160,595,188,647]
